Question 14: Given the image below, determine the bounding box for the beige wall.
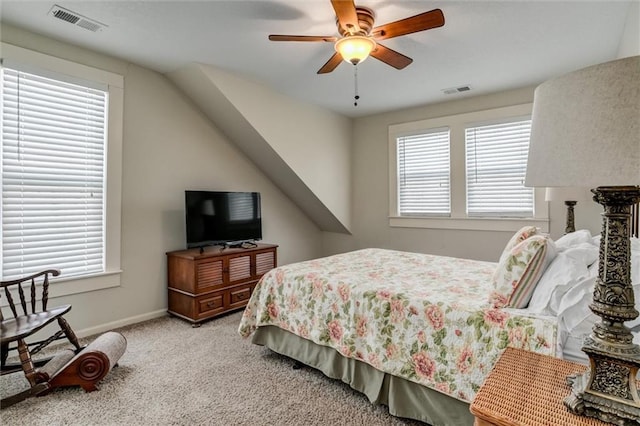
[1,25,323,335]
[3,4,638,334]
[322,4,640,261]
[322,86,603,262]
[618,1,640,59]
[197,65,353,231]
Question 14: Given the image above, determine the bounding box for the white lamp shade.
[525,56,640,188]
[544,187,592,202]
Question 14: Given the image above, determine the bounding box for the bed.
[238,226,640,425]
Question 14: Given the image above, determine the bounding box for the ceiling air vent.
[442,85,472,95]
[49,5,107,32]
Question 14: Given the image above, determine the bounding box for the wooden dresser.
[166,243,277,326]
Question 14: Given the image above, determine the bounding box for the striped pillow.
[490,235,557,308]
[497,226,539,266]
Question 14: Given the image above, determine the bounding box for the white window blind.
[397,129,450,216]
[1,66,107,280]
[465,119,533,217]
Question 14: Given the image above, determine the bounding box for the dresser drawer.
[197,292,225,318]
[228,283,254,310]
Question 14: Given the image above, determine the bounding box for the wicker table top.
[470,347,608,426]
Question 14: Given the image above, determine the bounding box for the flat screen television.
[185,190,262,248]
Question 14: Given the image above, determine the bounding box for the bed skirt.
[251,325,473,426]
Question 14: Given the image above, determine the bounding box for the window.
[1,67,107,280]
[465,119,533,217]
[389,104,548,232]
[397,129,450,216]
[1,43,123,295]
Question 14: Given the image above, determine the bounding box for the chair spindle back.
[0,269,60,319]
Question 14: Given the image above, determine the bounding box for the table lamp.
[544,187,591,234]
[526,55,640,424]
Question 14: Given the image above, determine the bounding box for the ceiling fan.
[268,0,445,74]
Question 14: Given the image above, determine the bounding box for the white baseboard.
[76,309,168,339]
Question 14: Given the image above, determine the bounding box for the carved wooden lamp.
[545,187,591,234]
[526,55,640,424]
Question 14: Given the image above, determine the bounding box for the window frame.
[388,103,548,232]
[465,116,534,218]
[396,126,451,217]
[1,43,123,299]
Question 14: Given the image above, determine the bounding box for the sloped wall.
[617,1,640,58]
[169,63,352,234]
[0,24,323,335]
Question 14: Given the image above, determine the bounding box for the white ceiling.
[0,1,634,117]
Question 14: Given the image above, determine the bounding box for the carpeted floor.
[0,311,426,425]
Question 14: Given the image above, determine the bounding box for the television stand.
[225,240,258,249]
[166,243,278,325]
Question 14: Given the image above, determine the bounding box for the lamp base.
[564,200,577,234]
[563,186,640,425]
[564,338,640,425]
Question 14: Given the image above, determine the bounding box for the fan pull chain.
[354,64,360,107]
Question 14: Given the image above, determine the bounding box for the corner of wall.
[168,63,352,234]
[617,1,640,58]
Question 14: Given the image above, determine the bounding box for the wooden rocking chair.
[1,269,82,408]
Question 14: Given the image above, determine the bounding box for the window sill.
[0,270,122,308]
[50,271,122,298]
[389,216,549,232]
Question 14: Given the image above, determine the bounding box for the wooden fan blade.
[317,53,343,74]
[269,35,337,42]
[372,9,444,40]
[331,0,360,34]
[370,43,413,70]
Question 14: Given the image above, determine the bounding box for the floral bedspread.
[238,248,557,402]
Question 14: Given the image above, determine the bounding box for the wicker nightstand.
[470,347,609,426]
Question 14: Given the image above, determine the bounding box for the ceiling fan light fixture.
[335,35,376,65]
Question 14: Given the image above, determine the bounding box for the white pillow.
[550,263,598,316]
[555,229,593,251]
[562,243,599,267]
[557,239,640,333]
[527,252,589,314]
[557,275,597,333]
[560,250,640,329]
